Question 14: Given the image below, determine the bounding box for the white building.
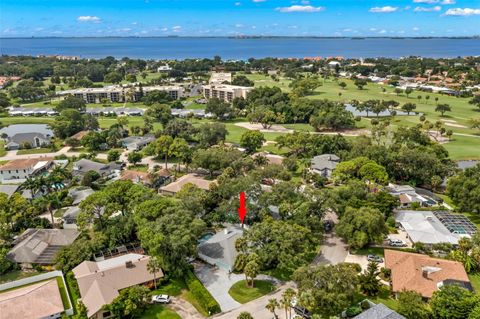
[209,72,232,85]
[57,85,184,103]
[202,84,252,103]
[0,158,53,183]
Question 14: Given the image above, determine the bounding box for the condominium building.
[57,85,184,103]
[209,72,232,85]
[202,84,252,103]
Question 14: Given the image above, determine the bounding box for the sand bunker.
[235,122,294,133]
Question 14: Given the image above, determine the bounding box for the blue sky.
[1,0,479,37]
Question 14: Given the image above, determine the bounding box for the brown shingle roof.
[73,254,162,317]
[0,279,65,319]
[159,173,215,195]
[385,250,470,298]
[0,158,45,171]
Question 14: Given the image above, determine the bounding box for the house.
[70,130,90,141]
[72,159,122,179]
[120,134,155,151]
[0,158,53,183]
[395,210,476,246]
[69,186,95,205]
[386,183,438,208]
[252,152,285,166]
[0,271,72,319]
[159,173,215,195]
[4,132,51,150]
[0,184,21,197]
[62,206,81,229]
[198,225,244,271]
[73,254,161,318]
[7,228,80,268]
[120,169,171,187]
[385,250,472,298]
[354,302,405,319]
[310,154,340,178]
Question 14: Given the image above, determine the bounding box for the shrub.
[185,270,221,315]
[346,306,362,317]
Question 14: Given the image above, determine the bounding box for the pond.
[0,124,53,137]
[345,104,420,117]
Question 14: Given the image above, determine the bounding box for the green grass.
[469,274,480,293]
[0,270,43,284]
[0,141,6,157]
[228,280,275,304]
[128,164,149,172]
[182,291,209,317]
[55,276,72,310]
[16,147,56,155]
[368,285,400,311]
[54,208,67,218]
[261,268,293,281]
[65,272,80,315]
[351,247,385,257]
[150,278,186,297]
[138,304,181,319]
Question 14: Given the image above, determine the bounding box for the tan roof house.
[159,173,215,195]
[0,278,65,319]
[385,250,472,298]
[73,253,162,318]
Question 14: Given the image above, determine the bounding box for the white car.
[388,239,407,247]
[151,295,171,304]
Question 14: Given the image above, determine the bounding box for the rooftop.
[73,253,160,317]
[395,210,461,245]
[354,303,405,319]
[385,250,471,298]
[198,226,244,271]
[7,228,80,264]
[0,158,51,171]
[0,279,65,319]
[311,154,340,171]
[160,173,215,194]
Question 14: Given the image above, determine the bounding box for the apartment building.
[209,72,232,84]
[57,85,184,103]
[202,84,252,103]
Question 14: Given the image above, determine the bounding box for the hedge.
[185,270,221,315]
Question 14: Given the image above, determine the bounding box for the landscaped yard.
[139,305,181,319]
[228,280,275,304]
[351,247,385,257]
[0,270,43,284]
[16,147,55,155]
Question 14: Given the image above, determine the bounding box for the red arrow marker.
[238,191,247,225]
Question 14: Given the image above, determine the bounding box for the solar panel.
[433,211,477,235]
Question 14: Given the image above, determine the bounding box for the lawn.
[469,274,480,293]
[16,147,56,155]
[128,164,149,172]
[138,304,181,319]
[55,276,72,310]
[228,280,275,304]
[0,141,6,157]
[368,285,400,311]
[150,278,186,297]
[0,270,43,284]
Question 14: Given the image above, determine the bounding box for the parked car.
[293,306,312,319]
[151,295,171,304]
[388,239,407,247]
[367,254,384,263]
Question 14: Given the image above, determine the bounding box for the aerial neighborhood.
[1,53,480,319]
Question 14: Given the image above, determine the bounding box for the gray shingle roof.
[310,154,340,171]
[354,303,405,319]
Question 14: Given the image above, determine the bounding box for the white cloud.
[276,5,325,13]
[77,16,101,23]
[172,26,182,31]
[369,6,398,13]
[235,23,244,28]
[235,2,241,6]
[379,29,387,34]
[252,0,266,2]
[413,27,420,31]
[414,6,442,11]
[414,0,455,3]
[369,27,377,31]
[444,8,480,16]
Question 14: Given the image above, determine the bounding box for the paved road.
[313,232,348,265]
[213,282,296,319]
[0,146,112,161]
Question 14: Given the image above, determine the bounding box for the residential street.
[313,232,349,265]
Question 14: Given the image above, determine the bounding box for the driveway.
[194,263,243,312]
[313,232,348,265]
[213,282,296,319]
[168,297,203,319]
[344,253,385,272]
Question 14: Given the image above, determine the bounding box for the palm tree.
[283,288,296,319]
[22,177,39,199]
[37,192,62,227]
[279,295,290,319]
[266,298,280,319]
[147,257,162,290]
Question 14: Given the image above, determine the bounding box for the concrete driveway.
[314,232,349,265]
[213,282,296,319]
[194,263,243,312]
[344,253,385,272]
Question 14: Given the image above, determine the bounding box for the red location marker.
[238,192,247,225]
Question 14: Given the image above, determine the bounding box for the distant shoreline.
[1,36,479,40]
